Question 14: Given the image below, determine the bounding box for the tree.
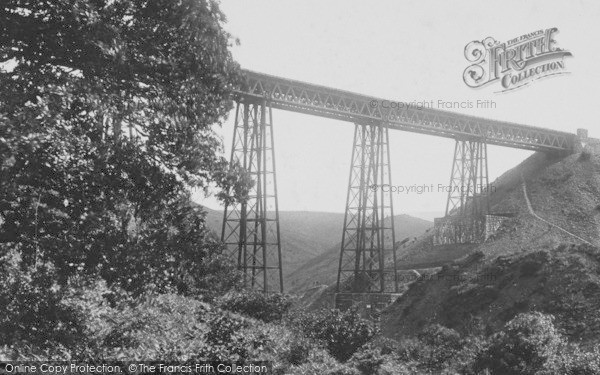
[0,0,244,295]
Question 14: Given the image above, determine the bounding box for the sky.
[196,0,600,221]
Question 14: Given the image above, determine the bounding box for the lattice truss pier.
[221,99,283,293]
[336,123,398,293]
[434,139,491,245]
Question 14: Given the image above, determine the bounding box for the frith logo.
[463,28,572,92]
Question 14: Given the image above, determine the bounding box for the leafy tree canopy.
[0,0,243,294]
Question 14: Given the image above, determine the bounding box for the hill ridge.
[380,149,600,344]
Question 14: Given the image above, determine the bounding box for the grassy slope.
[203,209,346,276]
[287,214,432,292]
[288,154,565,303]
[203,206,432,291]
[381,150,600,345]
[388,152,571,270]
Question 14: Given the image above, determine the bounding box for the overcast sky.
[197,0,600,220]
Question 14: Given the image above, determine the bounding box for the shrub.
[553,344,600,375]
[286,346,353,375]
[369,336,401,356]
[567,348,600,375]
[391,325,467,372]
[0,248,85,349]
[76,292,271,363]
[81,293,210,361]
[202,313,251,361]
[451,335,487,375]
[416,324,463,371]
[394,338,422,363]
[473,312,564,375]
[284,336,312,366]
[218,291,292,323]
[349,344,386,375]
[579,150,592,161]
[295,308,379,362]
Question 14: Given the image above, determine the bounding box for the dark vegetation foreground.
[1,1,599,374]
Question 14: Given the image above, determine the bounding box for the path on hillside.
[521,173,593,245]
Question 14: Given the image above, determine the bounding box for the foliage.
[5,289,274,363]
[0,0,244,296]
[201,312,263,362]
[415,324,463,371]
[4,258,600,374]
[349,344,386,375]
[218,291,293,323]
[394,338,422,363]
[294,308,379,362]
[389,325,481,373]
[3,287,335,374]
[367,336,401,356]
[0,247,85,349]
[286,347,362,375]
[556,345,600,375]
[82,292,210,361]
[283,336,312,366]
[578,150,592,161]
[376,360,420,375]
[474,312,565,375]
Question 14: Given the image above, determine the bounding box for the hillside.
[381,149,600,345]
[287,214,432,292]
[386,151,571,271]
[202,207,432,291]
[203,209,347,278]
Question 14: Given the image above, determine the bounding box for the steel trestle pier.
[221,99,283,293]
[336,123,397,293]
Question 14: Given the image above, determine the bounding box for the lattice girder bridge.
[221,69,576,293]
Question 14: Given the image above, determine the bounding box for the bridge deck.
[235,70,576,153]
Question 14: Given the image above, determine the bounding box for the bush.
[349,344,386,375]
[390,325,469,372]
[416,324,463,371]
[474,312,564,375]
[82,293,211,361]
[205,313,248,347]
[0,248,85,349]
[201,312,273,363]
[368,336,401,356]
[566,349,600,375]
[553,345,600,375]
[579,150,592,161]
[76,292,270,363]
[295,308,379,362]
[284,336,312,366]
[284,346,350,375]
[198,311,266,363]
[394,338,422,363]
[218,291,292,323]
